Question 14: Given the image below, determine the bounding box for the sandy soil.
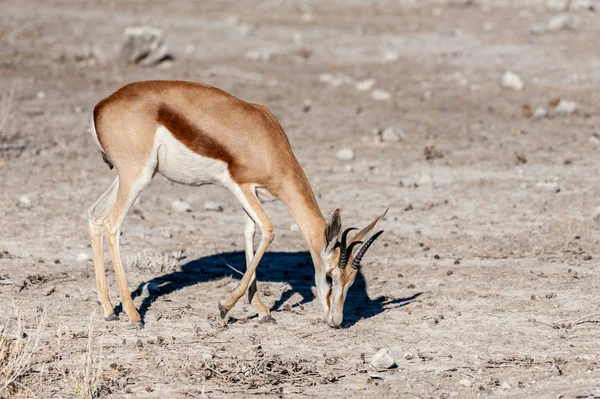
[1,0,600,398]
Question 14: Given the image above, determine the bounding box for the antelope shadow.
[127,251,421,327]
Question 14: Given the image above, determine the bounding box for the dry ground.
[1,0,600,398]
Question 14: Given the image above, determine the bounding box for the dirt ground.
[1,0,600,397]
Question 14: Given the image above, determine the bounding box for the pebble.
[19,195,32,208]
[120,26,170,66]
[536,182,560,193]
[383,50,399,62]
[371,348,396,369]
[36,91,46,100]
[171,200,191,213]
[76,253,92,263]
[501,71,524,91]
[554,99,577,115]
[372,89,392,101]
[161,230,173,239]
[343,164,354,172]
[204,201,224,212]
[589,135,600,146]
[571,0,594,10]
[547,14,573,32]
[335,148,355,161]
[355,79,377,92]
[459,378,473,387]
[289,223,300,232]
[379,126,405,142]
[533,106,548,119]
[142,282,160,296]
[404,352,414,360]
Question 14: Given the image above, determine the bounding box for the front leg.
[244,213,276,323]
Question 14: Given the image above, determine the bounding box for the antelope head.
[316,208,387,328]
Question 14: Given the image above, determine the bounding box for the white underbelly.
[155,125,231,187]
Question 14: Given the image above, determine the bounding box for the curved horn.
[351,230,384,269]
[338,228,358,269]
[339,241,363,269]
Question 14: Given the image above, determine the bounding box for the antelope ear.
[324,209,342,253]
[350,208,388,244]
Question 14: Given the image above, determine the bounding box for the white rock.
[244,49,272,62]
[319,73,333,83]
[204,201,224,212]
[547,14,573,32]
[343,164,354,172]
[404,352,414,360]
[142,282,160,296]
[554,99,577,115]
[19,195,32,208]
[383,50,399,62]
[546,0,568,11]
[536,182,560,193]
[289,223,300,232]
[76,253,92,263]
[120,26,170,66]
[238,23,253,35]
[483,21,494,32]
[301,13,313,22]
[459,378,472,387]
[36,91,46,100]
[501,71,524,91]
[161,230,173,239]
[355,79,377,92]
[533,106,548,119]
[589,135,600,146]
[335,148,355,161]
[372,89,392,101]
[171,199,191,213]
[380,127,405,142]
[571,0,594,10]
[371,348,396,369]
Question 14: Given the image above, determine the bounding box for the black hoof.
[218,301,229,320]
[259,316,277,324]
[130,321,144,329]
[105,314,119,322]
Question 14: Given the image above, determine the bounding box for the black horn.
[338,227,358,269]
[351,230,384,269]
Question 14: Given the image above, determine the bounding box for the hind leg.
[104,161,156,325]
[88,177,119,320]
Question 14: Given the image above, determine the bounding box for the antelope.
[87,80,387,328]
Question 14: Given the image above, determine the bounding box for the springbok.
[88,80,386,328]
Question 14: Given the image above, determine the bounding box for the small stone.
[380,127,405,142]
[404,352,414,360]
[547,14,573,32]
[501,71,524,91]
[589,135,600,146]
[554,99,577,115]
[343,164,354,172]
[120,26,170,66]
[238,23,253,35]
[171,199,191,213]
[142,282,160,296]
[19,195,32,208]
[36,91,46,100]
[530,23,549,35]
[319,73,333,83]
[571,0,594,11]
[76,253,92,263]
[383,50,399,62]
[302,99,312,112]
[533,106,548,119]
[372,89,392,101]
[459,378,473,387]
[536,182,560,193]
[204,201,224,212]
[355,79,377,92]
[289,223,300,232]
[201,353,213,362]
[371,348,396,369]
[335,148,355,161]
[161,230,172,239]
[483,21,494,32]
[43,286,56,296]
[244,49,272,62]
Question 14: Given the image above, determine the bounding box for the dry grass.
[0,90,14,142]
[127,250,185,274]
[56,313,104,399]
[0,303,45,397]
